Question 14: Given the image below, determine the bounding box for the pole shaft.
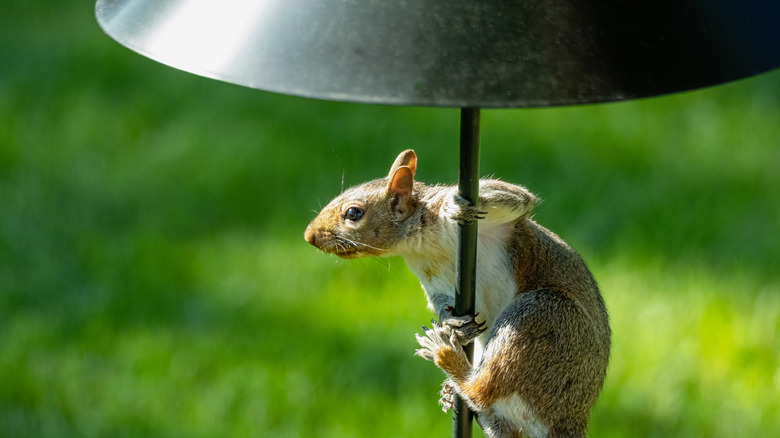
[453,108,480,438]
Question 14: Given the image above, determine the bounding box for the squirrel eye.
[344,206,364,221]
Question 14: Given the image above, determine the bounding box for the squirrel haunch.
[305,150,610,438]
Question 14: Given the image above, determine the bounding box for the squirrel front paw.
[415,321,470,361]
[443,306,487,345]
[415,321,459,363]
[415,321,473,382]
[453,195,486,224]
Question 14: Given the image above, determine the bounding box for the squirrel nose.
[303,227,317,246]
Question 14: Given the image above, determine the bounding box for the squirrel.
[304,150,610,438]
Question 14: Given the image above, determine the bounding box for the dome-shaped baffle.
[96,0,780,108]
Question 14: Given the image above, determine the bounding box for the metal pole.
[453,107,480,438]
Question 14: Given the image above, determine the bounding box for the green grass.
[1,1,779,437]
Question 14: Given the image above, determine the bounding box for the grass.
[1,1,779,437]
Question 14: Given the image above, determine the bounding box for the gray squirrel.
[304,150,610,438]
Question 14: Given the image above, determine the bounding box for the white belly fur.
[404,219,540,435]
[494,394,549,438]
[407,222,517,328]
[471,223,517,328]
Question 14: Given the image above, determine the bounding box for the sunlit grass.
[591,256,780,437]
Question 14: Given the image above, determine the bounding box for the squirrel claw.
[442,313,487,345]
[453,195,486,224]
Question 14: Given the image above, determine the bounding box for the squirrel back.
[305,150,610,438]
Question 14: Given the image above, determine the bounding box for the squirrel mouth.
[332,249,362,258]
[321,241,380,259]
[330,242,376,258]
[304,228,383,258]
[304,233,363,258]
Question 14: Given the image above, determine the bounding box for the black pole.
[453,108,480,438]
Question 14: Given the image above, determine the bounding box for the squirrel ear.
[388,165,414,197]
[388,149,417,178]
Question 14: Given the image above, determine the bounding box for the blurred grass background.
[1,1,779,437]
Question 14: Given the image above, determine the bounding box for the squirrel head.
[304,150,420,258]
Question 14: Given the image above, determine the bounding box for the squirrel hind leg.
[482,288,599,438]
[416,321,546,438]
[438,379,522,438]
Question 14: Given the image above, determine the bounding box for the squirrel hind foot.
[438,380,455,412]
